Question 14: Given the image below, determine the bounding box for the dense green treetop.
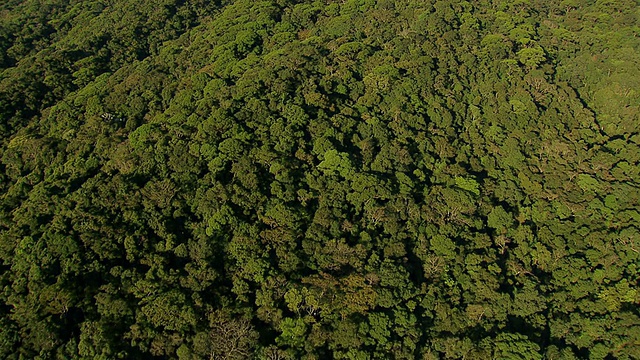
[1,0,639,359]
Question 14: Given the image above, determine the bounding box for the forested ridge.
[1,0,639,358]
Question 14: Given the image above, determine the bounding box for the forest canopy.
[1,0,639,359]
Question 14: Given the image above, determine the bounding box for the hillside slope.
[1,0,639,359]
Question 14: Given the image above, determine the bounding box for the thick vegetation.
[1,0,639,359]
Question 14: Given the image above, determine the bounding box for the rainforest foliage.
[1,0,640,359]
